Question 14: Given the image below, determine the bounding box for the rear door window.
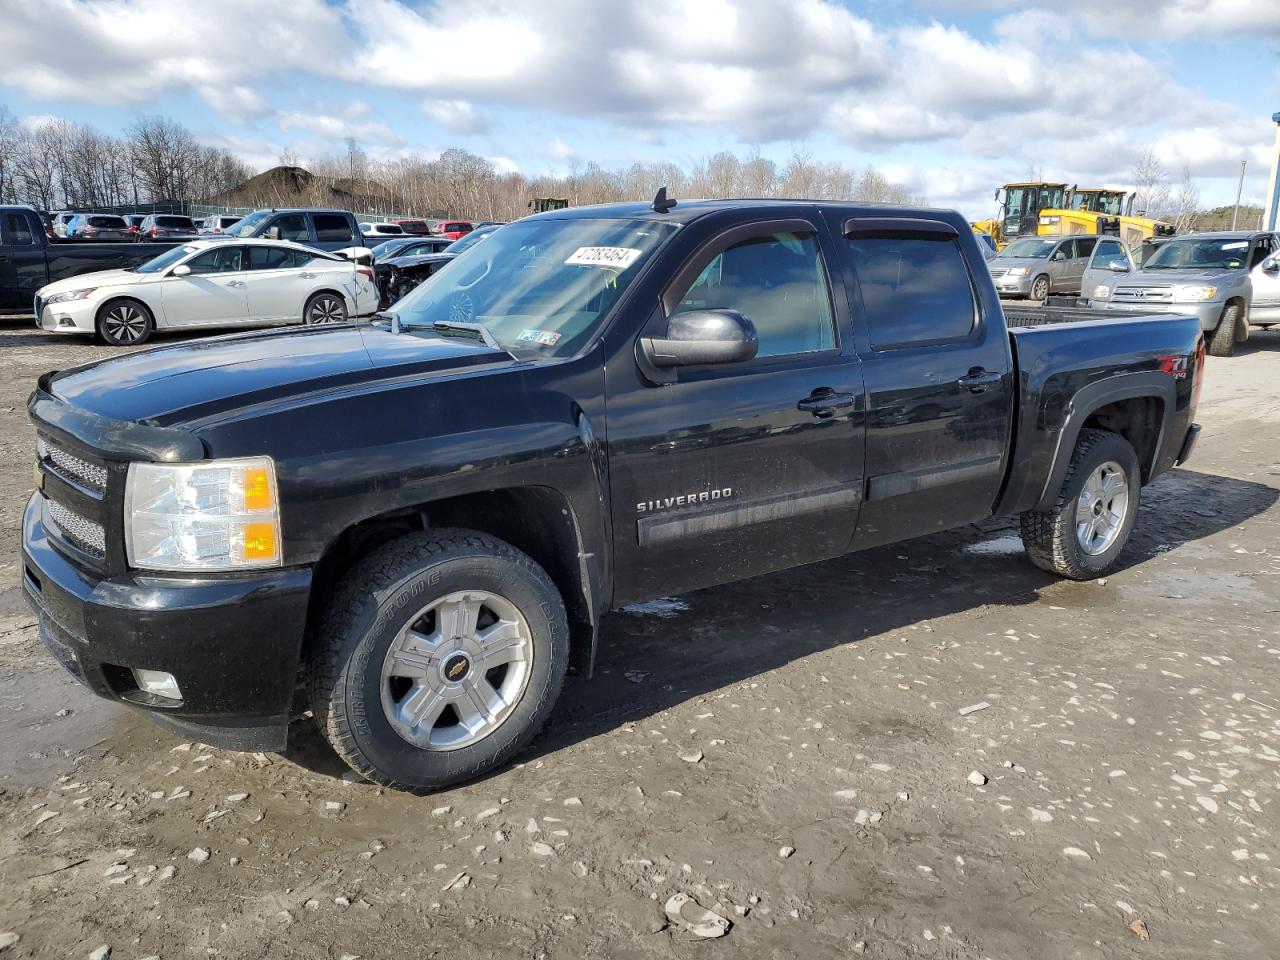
[849,235,977,349]
[1074,237,1097,258]
[250,246,313,270]
[314,214,353,242]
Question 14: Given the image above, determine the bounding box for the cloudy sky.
[1,0,1277,219]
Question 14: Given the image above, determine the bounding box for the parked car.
[20,198,1204,791]
[1091,230,1280,356]
[65,214,131,240]
[974,229,998,261]
[988,235,1100,300]
[124,215,147,241]
[138,214,201,240]
[369,236,454,260]
[32,238,378,345]
[360,222,405,238]
[432,219,473,240]
[200,215,242,235]
[393,219,432,235]
[0,205,184,313]
[374,224,501,306]
[1078,236,1137,306]
[50,212,77,237]
[219,209,366,252]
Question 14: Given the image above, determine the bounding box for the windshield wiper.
[428,320,500,350]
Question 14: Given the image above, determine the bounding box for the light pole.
[1266,111,1280,231]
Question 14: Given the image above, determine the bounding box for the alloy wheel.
[307,296,346,324]
[103,304,147,342]
[1074,460,1129,555]
[379,590,533,751]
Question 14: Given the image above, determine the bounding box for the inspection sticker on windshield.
[518,328,562,346]
[565,246,643,269]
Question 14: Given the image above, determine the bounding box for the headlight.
[124,457,281,571]
[1092,285,1112,301]
[1172,285,1217,302]
[44,288,97,304]
[1006,267,1030,277]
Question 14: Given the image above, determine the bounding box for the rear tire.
[95,298,154,346]
[304,292,348,325]
[1019,428,1140,580]
[307,530,569,793]
[1207,303,1239,357]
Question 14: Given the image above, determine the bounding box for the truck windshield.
[391,217,676,357]
[221,211,271,237]
[999,238,1058,258]
[135,245,198,273]
[1143,238,1250,270]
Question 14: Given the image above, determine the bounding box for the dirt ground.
[1,321,1278,960]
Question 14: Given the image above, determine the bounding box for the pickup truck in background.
[216,208,367,252]
[1,205,181,313]
[22,198,1203,793]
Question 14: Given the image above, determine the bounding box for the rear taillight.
[357,267,375,281]
[150,227,158,236]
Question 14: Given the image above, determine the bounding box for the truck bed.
[1002,304,1163,328]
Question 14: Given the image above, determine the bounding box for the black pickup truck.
[0,206,180,314]
[21,198,1203,792]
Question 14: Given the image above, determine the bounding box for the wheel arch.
[1033,373,1176,511]
[303,484,599,677]
[306,287,353,315]
[95,295,157,342]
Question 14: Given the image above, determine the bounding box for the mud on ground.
[1,323,1278,959]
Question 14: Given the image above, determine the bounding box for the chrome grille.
[38,438,108,496]
[989,268,1008,279]
[1112,286,1173,304]
[46,498,106,558]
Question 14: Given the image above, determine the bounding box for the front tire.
[304,292,348,325]
[1207,302,1239,357]
[307,530,569,792]
[1030,275,1050,302]
[1019,428,1140,580]
[96,298,154,346]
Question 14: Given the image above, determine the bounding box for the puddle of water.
[963,535,1025,557]
[621,597,690,619]
[0,663,123,787]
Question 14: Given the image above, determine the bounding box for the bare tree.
[1170,163,1200,233]
[1132,148,1171,220]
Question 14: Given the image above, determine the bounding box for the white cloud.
[487,156,521,175]
[276,110,404,147]
[547,137,577,163]
[423,99,490,135]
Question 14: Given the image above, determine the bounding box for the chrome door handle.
[300,272,317,279]
[957,369,1002,393]
[798,389,857,418]
[226,280,245,287]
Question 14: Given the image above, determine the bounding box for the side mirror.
[171,264,191,277]
[1051,250,1065,261]
[1107,261,1130,272]
[1262,256,1280,274]
[640,309,758,369]
[265,226,281,240]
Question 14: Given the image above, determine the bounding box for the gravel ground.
[1,321,1278,959]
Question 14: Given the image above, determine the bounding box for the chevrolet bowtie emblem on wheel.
[444,654,471,681]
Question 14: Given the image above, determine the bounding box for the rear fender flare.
[1034,372,1176,511]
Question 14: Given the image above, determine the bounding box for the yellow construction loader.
[1037,187,1176,247]
[972,182,1068,248]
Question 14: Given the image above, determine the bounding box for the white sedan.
[34,239,379,346]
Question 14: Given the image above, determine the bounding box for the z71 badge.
[636,488,733,514]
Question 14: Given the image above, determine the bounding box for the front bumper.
[34,297,97,334]
[1093,299,1221,329]
[21,492,312,751]
[992,274,1035,297]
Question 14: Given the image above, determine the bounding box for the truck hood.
[1123,268,1246,286]
[48,323,511,428]
[38,268,144,296]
